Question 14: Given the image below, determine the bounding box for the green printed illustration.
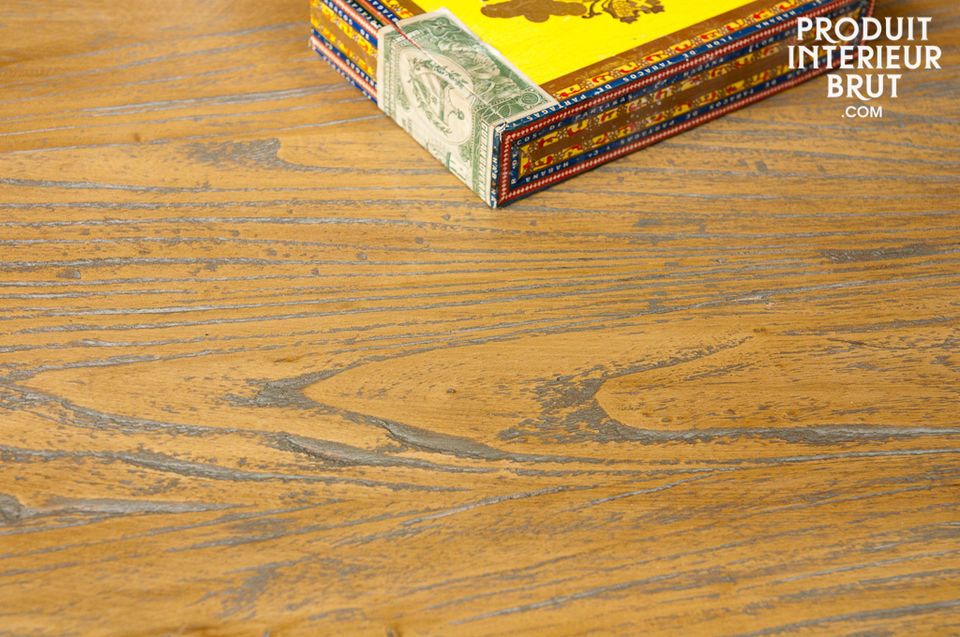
[378,10,557,203]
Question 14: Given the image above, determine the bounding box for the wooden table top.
[2,1,958,635]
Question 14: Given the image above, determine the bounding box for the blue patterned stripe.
[316,0,380,47]
[352,0,401,25]
[310,32,377,102]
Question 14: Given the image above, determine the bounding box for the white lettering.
[827,74,844,98]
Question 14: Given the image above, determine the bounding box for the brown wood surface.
[2,0,959,635]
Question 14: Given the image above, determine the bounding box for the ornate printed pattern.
[314,3,378,76]
[518,41,783,176]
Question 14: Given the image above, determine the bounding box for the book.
[310,0,875,207]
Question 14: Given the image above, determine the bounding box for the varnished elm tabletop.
[2,1,959,635]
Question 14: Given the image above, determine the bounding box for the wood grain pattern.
[1,0,959,634]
